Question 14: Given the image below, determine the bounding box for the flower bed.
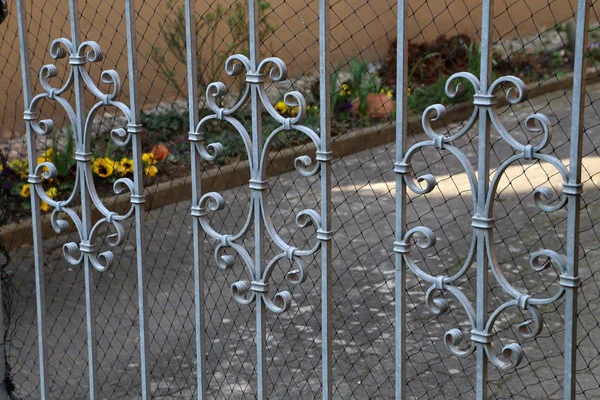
[1,128,169,221]
[2,65,596,246]
[1,25,592,225]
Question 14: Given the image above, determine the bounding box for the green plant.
[345,58,388,118]
[407,42,499,113]
[408,52,442,82]
[151,0,276,99]
[462,41,498,78]
[330,64,345,116]
[407,74,472,113]
[349,58,370,118]
[51,126,76,179]
[6,128,78,213]
[408,77,450,112]
[466,41,481,77]
[142,110,186,138]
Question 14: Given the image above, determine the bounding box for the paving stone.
[5,82,600,399]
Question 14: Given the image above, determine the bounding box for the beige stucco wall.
[0,0,590,135]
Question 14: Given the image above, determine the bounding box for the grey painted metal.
[564,0,590,397]
[188,0,331,397]
[124,0,151,398]
[394,0,582,397]
[248,1,268,396]
[183,0,208,398]
[393,0,408,398]
[66,2,99,396]
[14,0,586,397]
[319,0,333,398]
[17,0,146,397]
[474,1,493,395]
[15,0,49,397]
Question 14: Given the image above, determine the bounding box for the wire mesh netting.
[0,0,599,398]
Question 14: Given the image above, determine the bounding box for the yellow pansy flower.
[290,106,299,117]
[92,157,115,178]
[120,158,134,173]
[379,87,394,97]
[340,83,352,96]
[274,101,288,115]
[36,156,48,166]
[46,187,58,200]
[116,157,134,176]
[43,148,54,160]
[40,202,50,212]
[380,87,394,97]
[36,155,52,181]
[20,184,30,198]
[9,159,28,179]
[142,153,156,166]
[144,165,158,177]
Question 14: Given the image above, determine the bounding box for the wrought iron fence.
[0,0,599,398]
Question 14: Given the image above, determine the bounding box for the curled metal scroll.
[396,72,570,369]
[25,39,142,272]
[190,54,324,313]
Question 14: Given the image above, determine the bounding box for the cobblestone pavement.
[6,82,600,399]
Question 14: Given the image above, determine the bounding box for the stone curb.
[2,69,598,247]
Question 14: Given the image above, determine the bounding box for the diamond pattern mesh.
[0,0,598,398]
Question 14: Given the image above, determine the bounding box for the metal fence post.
[393,0,408,398]
[16,0,50,397]
[247,0,268,397]
[474,0,494,397]
[184,0,208,397]
[319,0,333,398]
[563,0,590,397]
[124,0,151,398]
[66,2,101,397]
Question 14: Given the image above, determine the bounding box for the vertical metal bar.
[564,0,589,397]
[394,0,408,398]
[123,1,150,398]
[15,0,49,397]
[248,0,267,398]
[184,0,208,397]
[318,0,332,398]
[67,1,99,398]
[474,0,494,398]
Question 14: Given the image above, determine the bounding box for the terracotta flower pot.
[150,143,170,160]
[352,93,395,119]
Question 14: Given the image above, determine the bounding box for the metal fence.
[0,0,599,398]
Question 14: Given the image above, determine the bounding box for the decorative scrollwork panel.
[17,0,150,397]
[394,1,585,397]
[190,54,329,314]
[396,70,573,369]
[24,38,143,272]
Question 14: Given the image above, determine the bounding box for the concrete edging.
[3,69,597,247]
